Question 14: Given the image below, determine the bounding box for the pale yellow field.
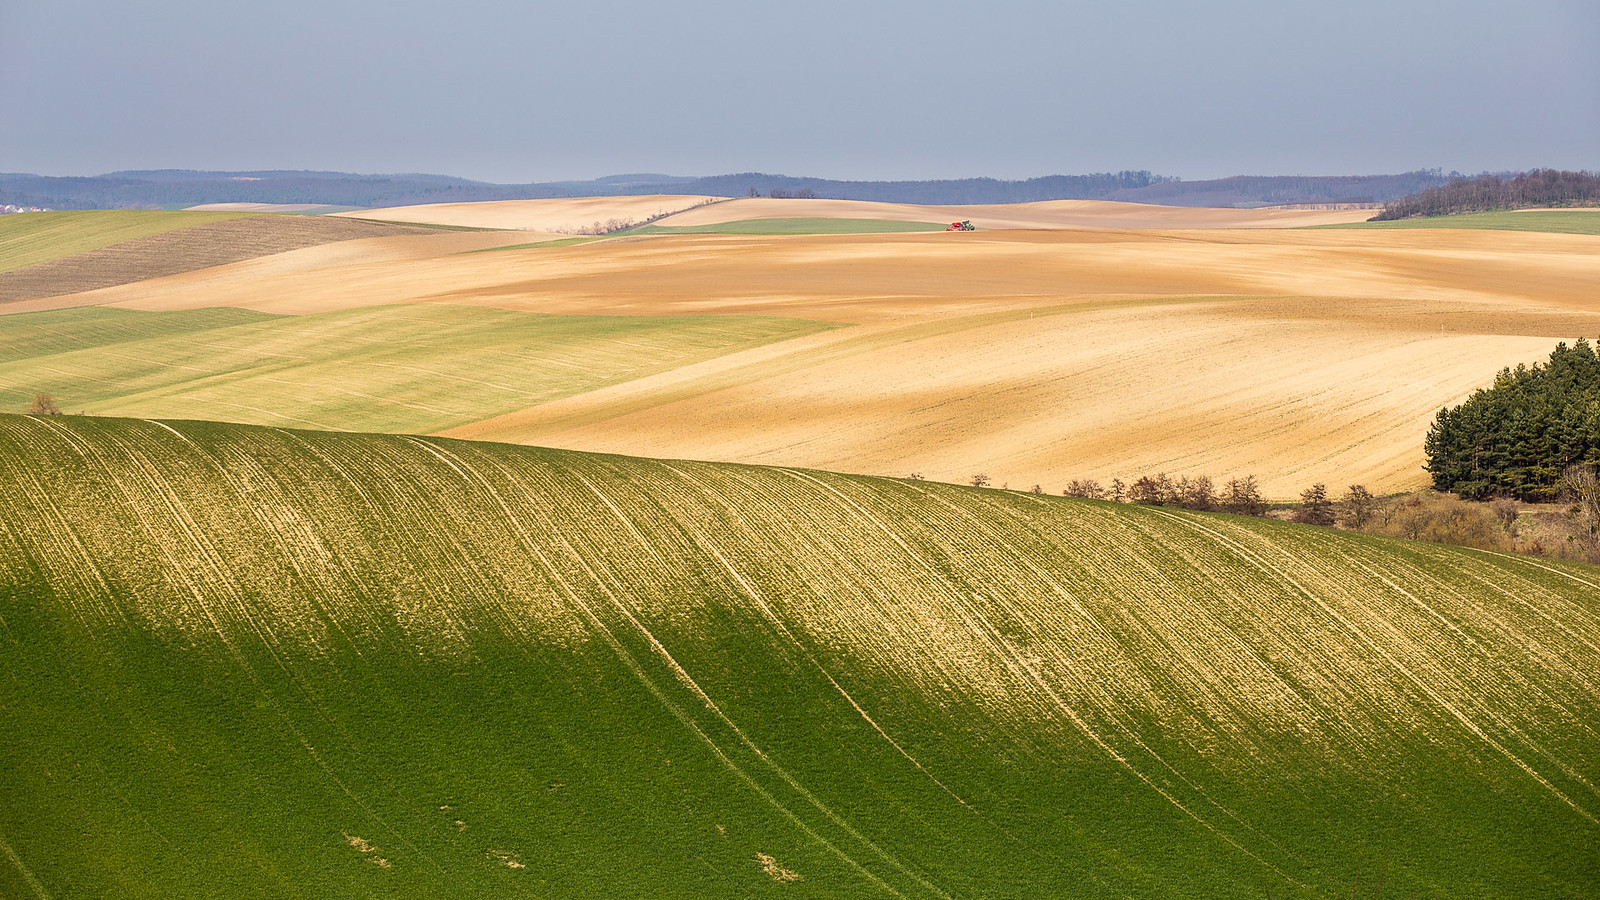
[334,195,724,232]
[0,229,551,314]
[187,203,339,213]
[12,197,1599,497]
[653,196,1376,229]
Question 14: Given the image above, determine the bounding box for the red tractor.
[945,220,976,231]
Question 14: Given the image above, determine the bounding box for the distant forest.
[0,168,1452,211]
[1373,169,1600,220]
[1426,340,1600,501]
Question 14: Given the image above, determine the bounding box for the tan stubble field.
[17,199,1600,498]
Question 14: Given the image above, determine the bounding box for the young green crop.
[0,304,833,431]
[0,414,1596,899]
[0,210,254,273]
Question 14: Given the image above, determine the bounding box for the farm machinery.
[945,220,976,231]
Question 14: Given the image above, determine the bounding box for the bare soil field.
[336,195,723,232]
[9,199,1597,497]
[187,202,354,213]
[0,215,438,304]
[653,196,1375,229]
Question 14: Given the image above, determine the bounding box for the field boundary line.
[0,830,53,900]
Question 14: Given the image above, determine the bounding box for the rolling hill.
[644,197,1373,230]
[0,212,454,304]
[1323,209,1600,236]
[6,200,1600,497]
[1,414,1597,899]
[0,210,252,274]
[0,305,830,433]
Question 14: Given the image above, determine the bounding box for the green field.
[1315,209,1600,236]
[0,210,255,273]
[628,217,948,235]
[1,414,1595,899]
[0,304,832,431]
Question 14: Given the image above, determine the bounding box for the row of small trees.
[1059,473,1271,516]
[1056,473,1382,528]
[956,469,1374,526]
[969,467,1597,563]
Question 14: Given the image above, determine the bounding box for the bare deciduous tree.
[1176,475,1216,511]
[1064,479,1107,500]
[1561,464,1600,562]
[1340,485,1377,528]
[1128,474,1173,506]
[27,393,62,416]
[1222,476,1267,517]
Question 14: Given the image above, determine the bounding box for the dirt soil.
[0,215,437,304]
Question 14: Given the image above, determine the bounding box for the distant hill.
[1372,169,1600,220]
[1,414,1597,899]
[0,168,1452,211]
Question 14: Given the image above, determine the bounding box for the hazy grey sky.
[2,0,1596,182]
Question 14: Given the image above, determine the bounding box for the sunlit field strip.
[0,415,1596,899]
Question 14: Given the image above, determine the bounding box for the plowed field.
[7,200,1598,497]
[650,196,1375,229]
[336,195,724,232]
[0,213,439,303]
[1,415,1595,899]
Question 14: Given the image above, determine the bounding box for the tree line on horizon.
[1,169,1451,212]
[1371,169,1600,220]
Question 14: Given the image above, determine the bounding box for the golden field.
[5,198,1597,497]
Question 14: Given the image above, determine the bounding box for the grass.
[0,414,1596,899]
[0,304,834,432]
[0,210,255,273]
[0,306,279,364]
[1313,209,1600,235]
[624,217,949,236]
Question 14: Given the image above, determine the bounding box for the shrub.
[1367,492,1506,552]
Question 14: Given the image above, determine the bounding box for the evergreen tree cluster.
[1425,340,1600,500]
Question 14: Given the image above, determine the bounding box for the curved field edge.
[0,210,255,274]
[0,414,1596,899]
[0,304,835,434]
[1311,210,1600,236]
[627,218,949,235]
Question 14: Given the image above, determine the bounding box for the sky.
[1,0,1596,183]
